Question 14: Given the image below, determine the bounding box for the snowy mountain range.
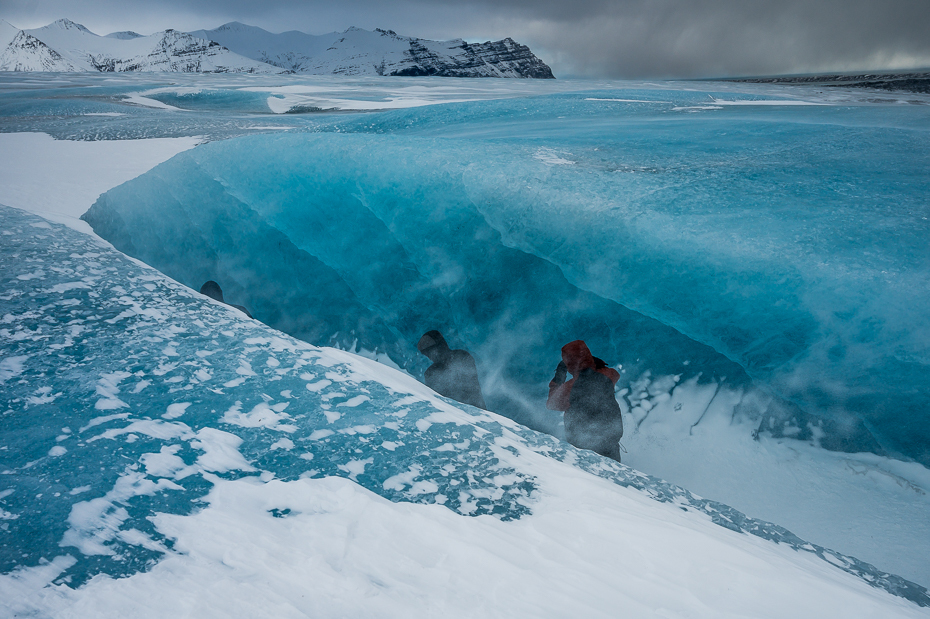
[188,22,554,78]
[0,18,554,78]
[0,19,280,73]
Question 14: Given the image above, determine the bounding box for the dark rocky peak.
[105,31,143,40]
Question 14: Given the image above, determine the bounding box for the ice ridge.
[82,120,924,464]
[83,132,752,437]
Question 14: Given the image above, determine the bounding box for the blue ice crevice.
[82,130,913,461]
[1,204,928,606]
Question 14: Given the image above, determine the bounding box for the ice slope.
[13,19,282,73]
[83,89,930,469]
[620,382,930,590]
[1,204,928,616]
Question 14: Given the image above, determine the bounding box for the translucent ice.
[84,90,930,466]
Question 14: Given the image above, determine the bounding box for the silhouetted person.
[547,340,623,461]
[199,280,253,318]
[417,330,486,409]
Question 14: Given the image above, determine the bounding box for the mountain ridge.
[0,18,554,78]
[190,21,554,78]
[0,18,281,73]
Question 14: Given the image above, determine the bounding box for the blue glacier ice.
[1,204,928,608]
[82,87,930,466]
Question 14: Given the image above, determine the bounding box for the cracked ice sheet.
[7,470,928,619]
[0,132,200,234]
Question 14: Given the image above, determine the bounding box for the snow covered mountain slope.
[0,19,81,72]
[186,22,337,71]
[188,22,554,77]
[2,18,552,77]
[0,203,927,616]
[3,18,283,73]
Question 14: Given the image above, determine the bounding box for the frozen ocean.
[1,72,929,616]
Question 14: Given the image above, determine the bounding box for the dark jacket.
[547,340,623,459]
[417,331,486,410]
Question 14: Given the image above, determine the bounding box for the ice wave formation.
[82,89,930,470]
[1,205,928,614]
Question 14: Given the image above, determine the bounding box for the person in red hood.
[547,340,623,461]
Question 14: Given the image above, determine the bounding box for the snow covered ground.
[7,467,927,618]
[0,132,199,233]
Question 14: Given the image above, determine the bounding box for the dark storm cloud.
[2,0,928,77]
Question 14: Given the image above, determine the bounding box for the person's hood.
[561,340,596,376]
[417,330,451,362]
[200,280,224,303]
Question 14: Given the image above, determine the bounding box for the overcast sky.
[3,0,929,78]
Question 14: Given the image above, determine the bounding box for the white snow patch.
[0,133,199,234]
[122,93,186,111]
[336,395,370,407]
[710,98,827,106]
[222,401,297,433]
[534,147,575,166]
[337,458,373,481]
[80,413,131,433]
[0,355,28,383]
[190,428,255,474]
[162,402,191,419]
[269,438,294,451]
[140,446,193,479]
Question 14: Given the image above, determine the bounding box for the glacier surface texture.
[1,205,928,613]
[82,87,930,466]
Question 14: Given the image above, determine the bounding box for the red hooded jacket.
[546,340,620,411]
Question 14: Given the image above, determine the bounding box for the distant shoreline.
[717,70,930,94]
